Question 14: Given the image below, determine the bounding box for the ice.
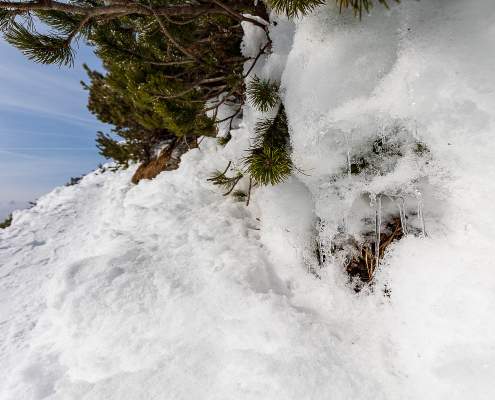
[415,190,427,237]
[374,194,381,273]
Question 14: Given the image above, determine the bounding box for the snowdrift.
[1,0,495,399]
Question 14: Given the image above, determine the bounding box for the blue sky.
[0,40,107,219]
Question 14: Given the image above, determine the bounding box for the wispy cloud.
[0,40,104,210]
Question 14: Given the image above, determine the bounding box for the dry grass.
[346,217,403,284]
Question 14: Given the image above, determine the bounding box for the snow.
[2,0,495,398]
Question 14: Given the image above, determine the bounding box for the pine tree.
[83,57,215,166]
[1,1,271,168]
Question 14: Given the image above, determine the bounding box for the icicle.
[386,194,408,236]
[398,197,408,236]
[345,134,352,178]
[375,195,382,272]
[415,190,427,237]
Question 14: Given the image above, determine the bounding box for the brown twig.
[246,177,252,206]
[209,0,268,31]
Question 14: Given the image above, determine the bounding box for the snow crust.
[2,0,495,398]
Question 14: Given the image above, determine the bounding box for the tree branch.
[149,7,200,63]
[0,1,231,19]
[65,13,91,44]
[209,0,268,31]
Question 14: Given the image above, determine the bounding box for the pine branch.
[66,13,92,43]
[247,76,279,112]
[147,4,201,64]
[207,161,244,195]
[208,0,268,30]
[155,77,228,100]
[244,144,292,185]
[338,0,396,18]
[267,0,398,17]
[5,22,74,65]
[35,10,83,35]
[0,2,231,19]
[266,0,325,17]
[0,9,16,31]
[243,106,293,186]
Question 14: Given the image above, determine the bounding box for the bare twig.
[223,175,242,196]
[147,4,200,63]
[65,13,92,44]
[209,0,268,30]
[246,177,252,206]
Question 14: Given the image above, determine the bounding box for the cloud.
[0,42,100,126]
[0,41,104,209]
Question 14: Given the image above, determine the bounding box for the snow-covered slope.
[2,0,495,399]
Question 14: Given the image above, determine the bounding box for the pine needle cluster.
[5,23,74,65]
[0,6,89,66]
[243,76,293,186]
[207,162,244,196]
[247,76,280,112]
[266,0,397,17]
[244,106,293,185]
[338,0,397,17]
[266,0,325,17]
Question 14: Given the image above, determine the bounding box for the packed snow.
[1,0,495,398]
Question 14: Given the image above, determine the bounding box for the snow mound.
[2,0,495,399]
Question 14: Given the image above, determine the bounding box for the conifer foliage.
[0,0,270,168]
[267,0,397,17]
[0,1,268,67]
[247,76,280,112]
[244,106,292,186]
[245,77,292,186]
[207,162,244,196]
[209,75,292,203]
[266,0,325,17]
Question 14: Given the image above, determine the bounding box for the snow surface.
[2,0,495,398]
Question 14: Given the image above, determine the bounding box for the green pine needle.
[207,163,243,195]
[0,10,16,32]
[267,0,398,17]
[247,76,280,112]
[5,22,74,66]
[266,0,326,17]
[36,11,87,36]
[338,0,396,17]
[244,144,293,186]
[252,106,290,149]
[244,106,293,186]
